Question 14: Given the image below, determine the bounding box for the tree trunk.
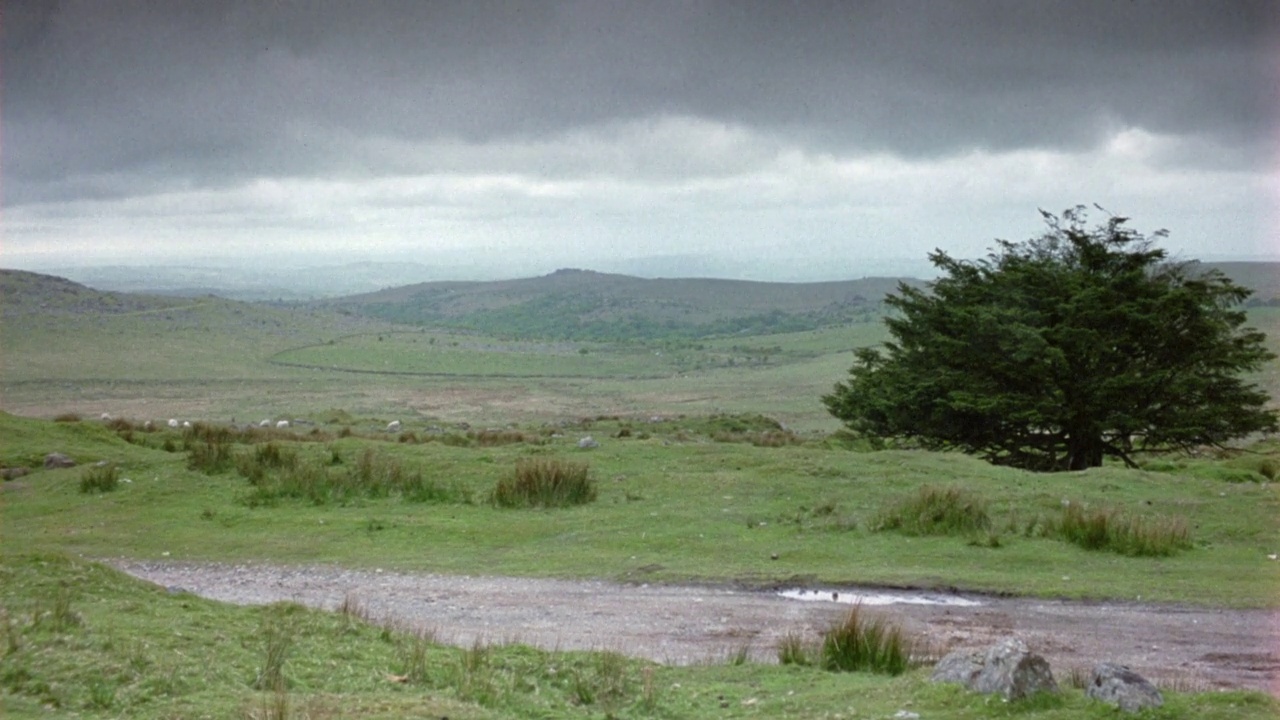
[1065,430,1104,470]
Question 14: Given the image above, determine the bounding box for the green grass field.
[3,273,1279,717]
[3,413,1278,718]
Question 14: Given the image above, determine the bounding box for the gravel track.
[112,560,1279,695]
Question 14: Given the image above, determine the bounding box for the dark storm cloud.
[3,0,1276,206]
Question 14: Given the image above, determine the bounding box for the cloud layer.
[4,1,1277,276]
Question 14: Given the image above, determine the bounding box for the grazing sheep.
[100,412,113,421]
[276,420,290,429]
[387,420,402,433]
[259,419,271,428]
[181,420,192,429]
[143,420,156,431]
[167,418,180,429]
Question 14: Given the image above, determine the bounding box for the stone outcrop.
[1086,663,1163,712]
[932,638,1058,700]
[43,452,76,469]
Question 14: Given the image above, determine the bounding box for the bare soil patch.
[112,560,1278,695]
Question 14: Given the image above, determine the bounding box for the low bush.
[819,605,913,676]
[874,485,991,536]
[53,413,81,423]
[491,457,596,508]
[79,463,119,494]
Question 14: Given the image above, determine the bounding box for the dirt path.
[112,560,1279,695]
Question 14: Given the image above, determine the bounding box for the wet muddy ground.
[113,560,1279,695]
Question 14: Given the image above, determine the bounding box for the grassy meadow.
[2,271,1279,717]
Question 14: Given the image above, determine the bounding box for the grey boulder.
[932,637,1058,701]
[1086,663,1163,712]
[44,452,76,469]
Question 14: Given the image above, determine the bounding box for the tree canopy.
[824,208,1278,471]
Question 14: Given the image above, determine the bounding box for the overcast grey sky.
[3,0,1277,279]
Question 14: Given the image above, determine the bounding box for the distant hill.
[0,269,193,317]
[323,268,917,341]
[1195,262,1280,305]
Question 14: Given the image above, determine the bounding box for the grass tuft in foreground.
[491,457,597,508]
[818,605,915,676]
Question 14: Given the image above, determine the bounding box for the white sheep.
[167,418,180,429]
[259,419,271,428]
[182,420,192,429]
[276,420,290,429]
[387,420,402,432]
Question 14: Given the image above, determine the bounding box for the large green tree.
[824,208,1278,471]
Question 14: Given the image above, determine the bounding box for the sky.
[3,0,1278,281]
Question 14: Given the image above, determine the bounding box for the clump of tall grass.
[471,429,540,446]
[1055,502,1190,557]
[239,448,470,506]
[186,438,234,474]
[711,430,804,447]
[253,604,299,691]
[79,463,120,493]
[777,631,816,666]
[819,605,913,676]
[490,458,597,508]
[875,485,991,536]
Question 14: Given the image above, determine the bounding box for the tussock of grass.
[712,429,804,447]
[79,463,120,493]
[777,632,815,666]
[240,447,470,506]
[491,457,597,508]
[1055,502,1190,557]
[875,485,991,536]
[819,605,914,676]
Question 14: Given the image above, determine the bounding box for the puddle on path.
[778,588,982,607]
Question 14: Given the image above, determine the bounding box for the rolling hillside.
[324,268,915,341]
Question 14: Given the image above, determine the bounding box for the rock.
[43,453,76,469]
[2,467,31,480]
[1086,663,1163,713]
[931,648,985,686]
[577,436,599,449]
[932,638,1057,701]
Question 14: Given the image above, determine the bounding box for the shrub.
[53,413,81,423]
[820,605,912,676]
[79,463,119,493]
[874,485,991,536]
[1054,503,1190,557]
[491,457,597,508]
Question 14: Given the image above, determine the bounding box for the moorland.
[1,265,1278,718]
